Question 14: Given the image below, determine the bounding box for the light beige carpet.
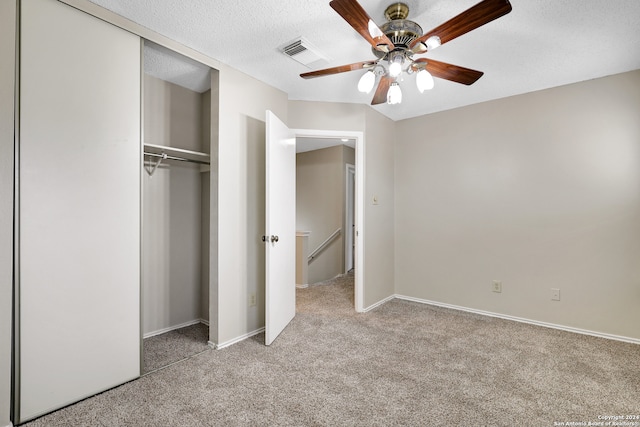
[143,322,210,374]
[23,272,640,426]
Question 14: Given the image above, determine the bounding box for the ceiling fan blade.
[330,0,395,53]
[412,58,484,85]
[371,75,393,105]
[300,60,378,79]
[410,0,512,52]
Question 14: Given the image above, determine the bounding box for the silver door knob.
[271,235,279,243]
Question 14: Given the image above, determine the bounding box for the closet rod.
[144,151,210,177]
[144,151,210,165]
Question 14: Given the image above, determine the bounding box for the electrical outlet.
[551,288,560,301]
[492,280,502,293]
[249,292,256,307]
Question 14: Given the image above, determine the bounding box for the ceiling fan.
[300,0,512,105]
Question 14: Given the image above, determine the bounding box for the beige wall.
[144,74,203,150]
[142,75,208,335]
[288,101,366,132]
[216,65,288,346]
[143,71,218,341]
[395,70,640,340]
[0,2,16,425]
[297,145,355,284]
[362,108,396,308]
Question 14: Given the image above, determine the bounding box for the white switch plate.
[492,281,502,293]
[551,288,560,301]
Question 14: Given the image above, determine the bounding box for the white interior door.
[17,0,141,422]
[265,111,296,345]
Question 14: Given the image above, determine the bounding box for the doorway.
[264,116,365,345]
[293,131,364,312]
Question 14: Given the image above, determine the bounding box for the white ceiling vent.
[280,37,328,68]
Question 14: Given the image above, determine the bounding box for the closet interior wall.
[143,72,211,337]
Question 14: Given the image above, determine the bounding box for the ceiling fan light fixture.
[416,69,434,93]
[410,42,427,54]
[368,19,384,39]
[388,51,404,77]
[387,82,402,104]
[389,61,402,77]
[305,0,513,107]
[425,35,441,50]
[357,70,376,93]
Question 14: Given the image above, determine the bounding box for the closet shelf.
[144,143,210,164]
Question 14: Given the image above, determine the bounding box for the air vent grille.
[280,37,328,68]
[283,40,307,57]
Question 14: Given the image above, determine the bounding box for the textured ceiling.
[90,0,640,121]
[144,41,211,93]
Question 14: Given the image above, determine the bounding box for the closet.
[12,0,219,422]
[141,41,215,373]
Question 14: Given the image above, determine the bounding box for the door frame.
[345,163,355,273]
[292,128,365,313]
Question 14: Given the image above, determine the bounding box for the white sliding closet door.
[18,0,141,422]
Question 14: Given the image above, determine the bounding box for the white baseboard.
[296,283,309,289]
[143,319,206,339]
[213,327,265,350]
[2,422,14,427]
[395,294,640,345]
[363,294,395,313]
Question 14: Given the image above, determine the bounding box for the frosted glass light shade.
[388,51,404,78]
[389,61,402,77]
[387,82,402,104]
[368,19,384,39]
[357,71,376,93]
[416,69,434,93]
[426,35,441,50]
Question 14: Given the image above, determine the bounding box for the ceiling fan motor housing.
[373,3,423,59]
